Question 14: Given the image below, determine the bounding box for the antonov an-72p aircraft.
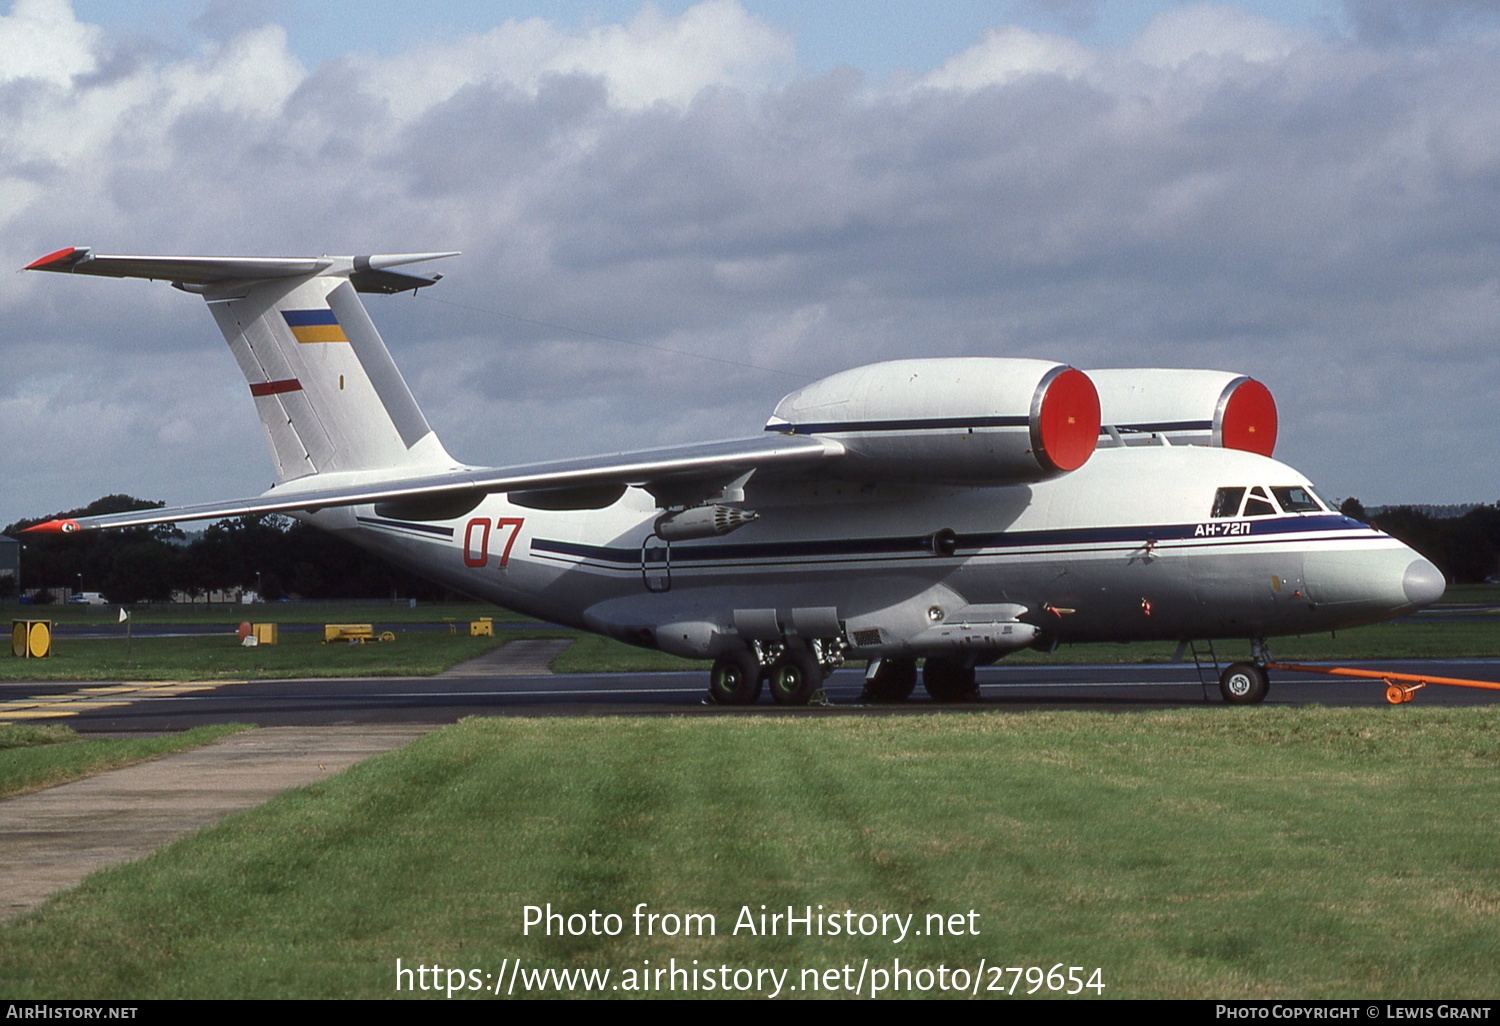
[25,247,1445,705]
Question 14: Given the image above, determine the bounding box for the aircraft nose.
[1304,543,1443,614]
[1403,557,1446,608]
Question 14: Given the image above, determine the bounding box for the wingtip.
[22,519,81,534]
[24,247,87,272]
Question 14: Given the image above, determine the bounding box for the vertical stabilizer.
[25,248,460,483]
[207,274,452,481]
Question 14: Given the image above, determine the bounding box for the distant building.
[169,588,260,605]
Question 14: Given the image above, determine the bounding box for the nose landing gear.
[1219,661,1270,705]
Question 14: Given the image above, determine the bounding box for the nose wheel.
[1219,662,1269,705]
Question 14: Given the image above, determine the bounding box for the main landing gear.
[922,656,980,703]
[708,647,763,705]
[708,638,844,707]
[863,658,917,703]
[859,656,980,703]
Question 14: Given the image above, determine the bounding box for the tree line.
[4,493,1499,606]
[1340,499,1500,586]
[4,495,457,604]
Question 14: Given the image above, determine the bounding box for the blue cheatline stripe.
[354,516,454,538]
[281,308,340,327]
[767,415,1029,435]
[529,515,1368,566]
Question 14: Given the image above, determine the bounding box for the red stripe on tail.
[249,378,303,397]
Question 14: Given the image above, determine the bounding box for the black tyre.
[864,658,918,702]
[769,647,823,706]
[1219,662,1269,705]
[923,657,978,702]
[709,648,763,705]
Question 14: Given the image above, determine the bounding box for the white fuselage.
[311,444,1441,659]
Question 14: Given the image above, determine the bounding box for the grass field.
[0,601,536,626]
[0,723,248,797]
[3,591,1498,999]
[0,628,567,682]
[2,710,1499,999]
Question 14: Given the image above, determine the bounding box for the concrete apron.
[440,638,573,677]
[0,725,433,921]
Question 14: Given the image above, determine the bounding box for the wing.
[24,434,843,533]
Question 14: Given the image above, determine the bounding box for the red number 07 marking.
[463,517,525,569]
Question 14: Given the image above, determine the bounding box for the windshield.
[1210,487,1246,518]
[1244,487,1276,517]
[1272,486,1323,513]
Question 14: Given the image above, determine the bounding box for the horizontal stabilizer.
[24,248,458,293]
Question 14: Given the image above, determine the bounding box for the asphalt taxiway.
[4,656,1499,732]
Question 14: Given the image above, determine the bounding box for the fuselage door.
[641,534,671,593]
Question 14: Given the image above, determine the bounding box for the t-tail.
[25,247,460,483]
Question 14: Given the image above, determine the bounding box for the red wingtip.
[22,519,81,534]
[24,247,82,271]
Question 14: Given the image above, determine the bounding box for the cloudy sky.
[3,0,1499,529]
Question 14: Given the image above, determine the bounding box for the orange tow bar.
[1267,663,1500,705]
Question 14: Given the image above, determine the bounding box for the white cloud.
[1131,3,1307,66]
[0,0,97,86]
[353,0,793,117]
[921,25,1093,90]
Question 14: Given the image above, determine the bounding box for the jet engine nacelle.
[1088,368,1277,456]
[765,358,1100,485]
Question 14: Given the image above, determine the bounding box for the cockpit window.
[1243,486,1277,517]
[1211,487,1246,518]
[1272,486,1322,513]
[1212,485,1321,518]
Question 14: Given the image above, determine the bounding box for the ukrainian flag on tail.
[282,308,348,343]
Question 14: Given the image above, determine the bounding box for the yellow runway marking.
[0,680,247,722]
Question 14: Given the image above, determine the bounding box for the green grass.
[0,722,248,797]
[551,633,705,673]
[0,600,535,627]
[1441,584,1500,605]
[3,710,1500,998]
[0,630,560,682]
